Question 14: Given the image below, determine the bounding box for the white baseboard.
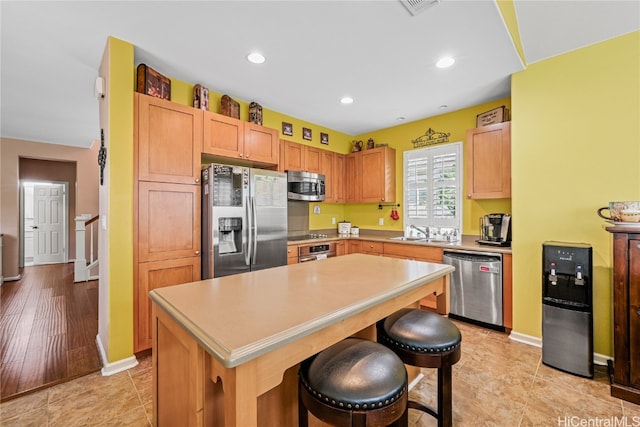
[95,334,138,376]
[408,372,424,391]
[3,274,21,282]
[509,331,612,366]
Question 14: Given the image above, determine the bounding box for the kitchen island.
[149,253,454,426]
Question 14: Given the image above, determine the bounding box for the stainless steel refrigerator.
[202,163,288,278]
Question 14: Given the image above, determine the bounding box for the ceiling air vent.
[400,0,441,16]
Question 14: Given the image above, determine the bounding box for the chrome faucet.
[409,224,429,238]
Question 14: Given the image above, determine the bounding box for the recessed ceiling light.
[436,56,455,68]
[439,105,448,109]
[247,52,266,64]
[396,116,406,121]
[340,96,354,105]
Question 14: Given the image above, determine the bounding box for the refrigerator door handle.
[245,195,251,266]
[251,196,258,264]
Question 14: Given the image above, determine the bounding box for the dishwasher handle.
[443,252,501,263]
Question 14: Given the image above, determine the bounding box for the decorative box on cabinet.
[203,110,278,166]
[466,121,511,199]
[135,93,203,184]
[606,226,640,404]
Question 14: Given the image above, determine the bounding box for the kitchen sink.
[388,236,460,244]
[389,236,427,241]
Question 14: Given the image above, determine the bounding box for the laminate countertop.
[149,254,454,368]
[288,232,513,255]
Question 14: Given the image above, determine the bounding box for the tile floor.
[2,320,639,426]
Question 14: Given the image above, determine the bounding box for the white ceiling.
[1,1,638,148]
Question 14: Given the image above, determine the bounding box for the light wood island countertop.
[149,254,454,426]
[150,253,454,368]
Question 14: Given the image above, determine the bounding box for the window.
[403,142,462,238]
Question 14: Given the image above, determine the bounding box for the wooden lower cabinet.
[287,245,299,265]
[136,257,200,353]
[383,243,445,314]
[336,240,346,257]
[347,240,362,254]
[360,240,383,255]
[607,228,640,404]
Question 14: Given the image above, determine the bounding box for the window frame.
[402,141,463,237]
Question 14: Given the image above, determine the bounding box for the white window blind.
[403,142,462,233]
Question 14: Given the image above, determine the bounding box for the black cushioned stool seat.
[377,309,462,427]
[298,337,409,427]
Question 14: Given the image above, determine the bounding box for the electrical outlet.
[313,205,321,214]
[379,218,384,226]
[332,217,336,225]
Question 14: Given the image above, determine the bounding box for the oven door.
[299,254,322,263]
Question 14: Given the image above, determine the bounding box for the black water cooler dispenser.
[542,242,593,378]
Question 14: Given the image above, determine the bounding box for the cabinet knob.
[194,178,200,184]
[195,251,200,255]
[467,194,472,198]
[239,153,243,158]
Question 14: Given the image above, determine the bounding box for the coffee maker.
[477,213,511,246]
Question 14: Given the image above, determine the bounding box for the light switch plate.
[379,218,384,226]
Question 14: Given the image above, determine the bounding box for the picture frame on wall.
[303,127,312,141]
[282,122,293,136]
[320,132,329,145]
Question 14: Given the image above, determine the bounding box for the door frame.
[19,180,69,267]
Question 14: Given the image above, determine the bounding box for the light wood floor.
[0,263,101,402]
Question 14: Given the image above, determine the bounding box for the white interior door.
[33,183,66,264]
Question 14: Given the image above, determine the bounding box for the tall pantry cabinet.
[134,94,202,352]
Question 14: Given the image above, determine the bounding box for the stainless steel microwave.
[287,170,326,201]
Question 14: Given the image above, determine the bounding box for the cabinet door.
[361,241,383,255]
[136,257,201,352]
[336,240,346,256]
[466,122,511,199]
[304,146,322,173]
[138,181,201,263]
[346,153,359,202]
[347,240,362,254]
[287,245,299,265]
[334,154,346,203]
[630,239,640,387]
[321,150,335,202]
[281,140,305,171]
[203,111,244,159]
[136,93,203,184]
[360,147,396,203]
[244,122,279,165]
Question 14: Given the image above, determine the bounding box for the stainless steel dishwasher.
[443,249,503,329]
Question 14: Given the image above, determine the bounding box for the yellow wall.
[309,100,513,233]
[511,31,640,355]
[107,37,135,361]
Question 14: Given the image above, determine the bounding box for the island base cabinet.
[153,306,208,426]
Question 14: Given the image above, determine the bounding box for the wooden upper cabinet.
[321,150,335,202]
[203,111,279,165]
[304,146,322,173]
[346,153,360,202]
[280,140,322,173]
[359,147,396,203]
[135,93,203,184]
[466,121,511,199]
[334,153,346,203]
[203,111,244,159]
[137,181,201,263]
[244,122,279,164]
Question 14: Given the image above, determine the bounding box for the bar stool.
[298,337,409,427]
[376,309,461,427]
